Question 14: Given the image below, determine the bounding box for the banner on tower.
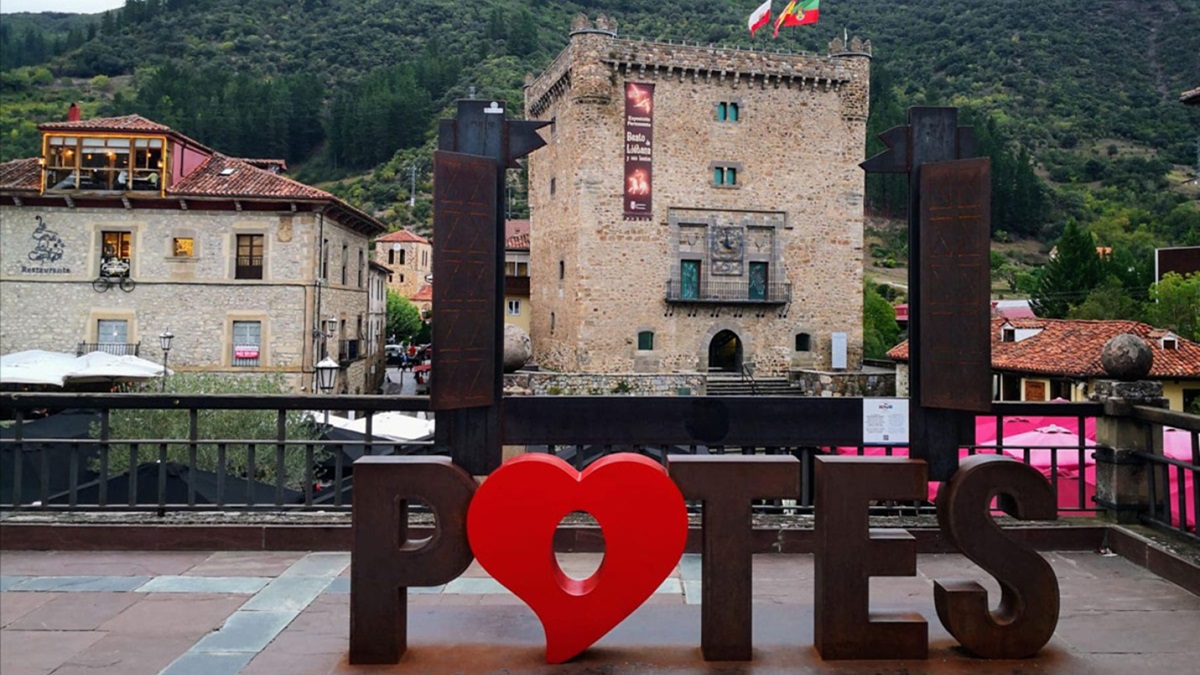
[623,82,654,221]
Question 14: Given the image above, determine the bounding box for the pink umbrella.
[997,424,1096,512]
[974,415,1097,446]
[1157,428,1197,531]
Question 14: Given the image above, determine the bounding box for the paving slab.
[0,575,29,591]
[97,593,246,638]
[136,575,270,594]
[185,551,306,577]
[158,651,255,675]
[50,633,196,675]
[240,575,333,612]
[0,550,209,576]
[1,592,59,629]
[0,629,106,675]
[5,591,140,631]
[190,608,296,653]
[11,575,150,592]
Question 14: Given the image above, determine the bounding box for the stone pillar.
[1090,335,1168,524]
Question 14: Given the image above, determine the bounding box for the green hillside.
[2,0,1197,243]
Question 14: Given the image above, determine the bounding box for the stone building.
[504,219,531,334]
[0,113,386,394]
[373,229,431,305]
[524,16,871,377]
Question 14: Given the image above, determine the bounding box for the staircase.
[706,375,796,396]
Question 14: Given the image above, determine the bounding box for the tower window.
[716,101,740,122]
[712,165,738,187]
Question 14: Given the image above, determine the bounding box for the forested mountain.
[2,0,1197,247]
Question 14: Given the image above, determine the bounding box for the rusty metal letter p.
[350,456,477,664]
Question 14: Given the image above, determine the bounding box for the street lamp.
[316,356,339,427]
[158,328,174,392]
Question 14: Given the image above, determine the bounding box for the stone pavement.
[1,549,1198,675]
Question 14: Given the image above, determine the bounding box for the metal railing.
[235,255,263,280]
[1129,405,1200,543]
[339,339,361,362]
[665,278,790,304]
[1,393,432,511]
[76,342,140,357]
[1,395,1195,531]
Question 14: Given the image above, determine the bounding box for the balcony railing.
[76,342,140,357]
[235,255,263,280]
[338,339,361,362]
[665,278,790,304]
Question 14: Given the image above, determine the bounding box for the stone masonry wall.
[791,368,895,397]
[526,23,870,377]
[504,371,706,396]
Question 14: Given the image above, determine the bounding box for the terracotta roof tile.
[236,158,288,172]
[0,158,41,192]
[169,154,330,200]
[39,114,173,133]
[887,317,1200,379]
[506,219,530,239]
[376,229,429,245]
[506,232,530,250]
[410,283,433,302]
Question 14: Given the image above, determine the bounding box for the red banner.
[623,82,654,220]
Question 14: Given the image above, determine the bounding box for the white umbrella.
[312,410,434,442]
[0,350,78,386]
[67,351,170,383]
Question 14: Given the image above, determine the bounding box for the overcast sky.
[2,0,125,14]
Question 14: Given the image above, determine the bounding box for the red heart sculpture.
[466,452,688,663]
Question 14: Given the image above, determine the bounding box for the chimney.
[67,103,81,122]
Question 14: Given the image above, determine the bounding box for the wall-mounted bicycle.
[93,257,135,292]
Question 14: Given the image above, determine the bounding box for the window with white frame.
[232,321,262,367]
[507,300,521,316]
[97,319,129,354]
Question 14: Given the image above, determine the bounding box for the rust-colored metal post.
[668,455,801,661]
[814,456,928,660]
[350,456,477,664]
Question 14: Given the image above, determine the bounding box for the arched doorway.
[708,330,743,373]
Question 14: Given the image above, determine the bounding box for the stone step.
[706,377,797,396]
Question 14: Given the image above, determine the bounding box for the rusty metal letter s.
[350,456,477,664]
[934,454,1060,658]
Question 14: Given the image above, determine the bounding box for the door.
[708,330,742,373]
[681,260,700,300]
[748,262,768,301]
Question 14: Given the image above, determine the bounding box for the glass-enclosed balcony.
[42,134,165,193]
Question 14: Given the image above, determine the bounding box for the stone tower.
[524,17,871,377]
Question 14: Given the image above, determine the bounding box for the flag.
[748,0,772,35]
[773,0,820,37]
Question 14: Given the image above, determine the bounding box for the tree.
[387,290,423,342]
[95,373,320,489]
[1066,275,1141,321]
[863,281,900,359]
[1031,220,1103,318]
[1145,272,1200,341]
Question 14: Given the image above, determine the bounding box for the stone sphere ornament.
[1100,333,1153,381]
[503,324,532,373]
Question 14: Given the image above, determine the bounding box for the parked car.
[385,345,404,366]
